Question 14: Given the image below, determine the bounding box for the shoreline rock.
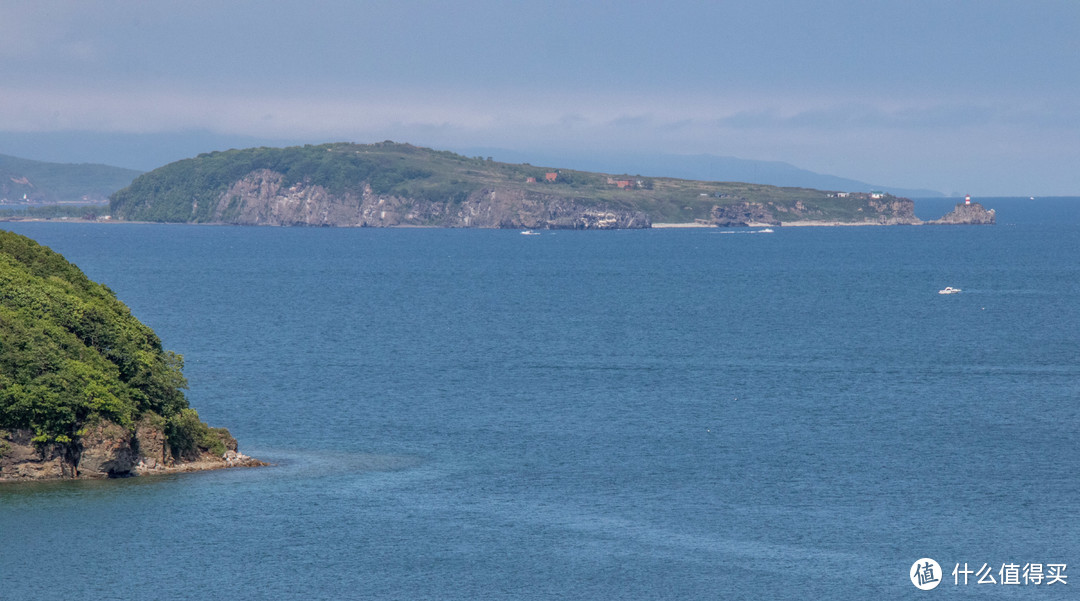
[0,430,78,480]
[0,422,266,482]
[133,449,265,477]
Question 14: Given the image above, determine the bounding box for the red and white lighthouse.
[964,194,971,205]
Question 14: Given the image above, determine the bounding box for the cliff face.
[710,202,781,226]
[213,170,650,229]
[927,202,996,225]
[865,198,922,224]
[0,420,263,481]
[0,430,78,480]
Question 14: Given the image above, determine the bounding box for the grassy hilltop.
[110,141,908,226]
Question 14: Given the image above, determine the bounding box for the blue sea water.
[2,198,1079,599]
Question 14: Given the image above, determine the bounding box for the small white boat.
[521,230,540,236]
[759,228,774,233]
[938,287,961,295]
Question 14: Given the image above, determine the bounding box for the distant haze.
[1,1,1078,196]
[0,130,940,196]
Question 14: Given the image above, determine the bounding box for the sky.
[2,0,1079,196]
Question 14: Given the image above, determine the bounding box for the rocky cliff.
[212,170,650,229]
[0,419,263,481]
[710,202,782,226]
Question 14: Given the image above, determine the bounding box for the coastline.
[0,446,267,483]
[653,220,887,228]
[779,220,890,227]
[2,207,994,229]
[651,222,715,228]
[133,450,267,478]
[0,425,266,483]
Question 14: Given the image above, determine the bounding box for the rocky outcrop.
[710,202,781,226]
[0,421,264,482]
[134,415,170,471]
[212,170,651,229]
[0,430,77,480]
[927,202,996,225]
[865,198,922,224]
[77,421,138,478]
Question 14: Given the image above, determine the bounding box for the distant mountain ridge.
[457,148,942,198]
[0,130,939,196]
[0,154,142,203]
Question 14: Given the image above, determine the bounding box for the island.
[0,230,262,481]
[108,142,994,228]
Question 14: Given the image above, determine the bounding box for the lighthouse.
[965,194,971,205]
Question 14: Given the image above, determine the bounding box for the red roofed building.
[545,172,558,182]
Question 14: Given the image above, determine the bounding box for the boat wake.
[716,228,774,235]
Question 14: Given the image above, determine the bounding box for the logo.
[911,558,942,590]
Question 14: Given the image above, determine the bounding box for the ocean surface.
[2,197,1078,599]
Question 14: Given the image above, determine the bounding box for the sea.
[1,197,1078,600]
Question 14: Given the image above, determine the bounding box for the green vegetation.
[0,154,141,203]
[0,229,216,457]
[110,141,900,225]
[165,408,230,460]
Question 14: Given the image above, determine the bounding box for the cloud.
[0,86,483,136]
[0,3,111,65]
[3,84,1076,155]
[713,98,1080,135]
[2,82,1078,195]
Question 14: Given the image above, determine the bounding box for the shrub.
[165,408,231,459]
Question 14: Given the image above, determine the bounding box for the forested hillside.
[0,230,225,459]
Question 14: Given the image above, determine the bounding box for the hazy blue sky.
[2,0,1078,195]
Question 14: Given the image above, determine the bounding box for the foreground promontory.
[109,142,992,228]
[0,230,262,481]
